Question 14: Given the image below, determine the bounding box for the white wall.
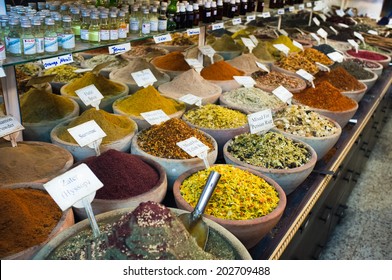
[326,0,384,19]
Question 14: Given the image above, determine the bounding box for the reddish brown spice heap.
[200,61,245,81]
[293,81,357,111]
[153,51,191,71]
[81,149,160,200]
[314,66,365,91]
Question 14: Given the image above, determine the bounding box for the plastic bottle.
[100,12,110,44]
[109,12,119,43]
[158,5,168,32]
[21,19,36,58]
[80,10,91,43]
[44,18,58,54]
[62,15,75,51]
[32,18,44,55]
[150,6,159,34]
[141,9,150,36]
[129,6,140,34]
[71,8,81,41]
[6,18,22,57]
[117,11,128,41]
[88,12,101,45]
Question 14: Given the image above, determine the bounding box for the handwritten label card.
[273,44,290,56]
[310,33,321,45]
[316,62,330,72]
[0,115,24,138]
[67,120,106,148]
[354,31,365,45]
[348,39,359,52]
[368,30,378,35]
[247,15,256,22]
[177,137,210,158]
[248,109,274,134]
[179,94,202,107]
[262,12,271,18]
[273,85,293,105]
[185,58,203,73]
[44,163,103,212]
[153,33,172,44]
[277,9,285,15]
[336,9,345,17]
[296,69,315,87]
[233,76,256,88]
[293,40,304,51]
[289,6,295,12]
[298,4,305,10]
[198,45,216,57]
[313,17,321,26]
[232,18,242,25]
[108,42,131,54]
[249,35,259,46]
[140,109,170,125]
[330,26,339,35]
[131,69,157,88]
[42,54,74,69]
[241,37,256,52]
[75,84,104,107]
[317,28,329,41]
[338,23,349,28]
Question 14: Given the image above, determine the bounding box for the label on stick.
[140,109,170,125]
[247,109,274,134]
[0,115,24,138]
[176,137,210,158]
[75,84,104,107]
[67,120,107,148]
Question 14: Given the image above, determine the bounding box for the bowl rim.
[172,163,287,226]
[223,132,318,175]
[340,81,368,94]
[344,57,383,70]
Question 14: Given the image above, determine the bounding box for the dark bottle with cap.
[228,0,236,18]
[235,0,240,16]
[257,0,264,12]
[193,3,200,26]
[211,1,217,22]
[186,4,194,28]
[223,0,230,17]
[240,0,248,15]
[203,1,212,24]
[217,0,224,20]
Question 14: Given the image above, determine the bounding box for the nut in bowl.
[173,164,287,249]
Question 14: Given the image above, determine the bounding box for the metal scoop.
[178,171,221,250]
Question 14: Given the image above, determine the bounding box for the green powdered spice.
[183,104,248,129]
[252,41,280,61]
[20,88,74,123]
[210,34,243,51]
[227,132,311,169]
[43,65,83,83]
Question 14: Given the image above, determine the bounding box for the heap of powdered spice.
[81,149,160,200]
[293,81,357,111]
[315,66,365,91]
[227,53,263,75]
[152,51,191,71]
[137,118,215,159]
[346,49,389,61]
[200,61,245,81]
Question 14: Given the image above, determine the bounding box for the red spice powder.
[82,149,160,200]
[347,49,389,61]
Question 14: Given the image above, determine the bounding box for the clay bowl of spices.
[251,69,307,94]
[72,150,167,221]
[130,118,218,189]
[345,57,383,82]
[151,51,192,80]
[0,183,75,259]
[173,164,287,249]
[272,105,342,160]
[33,201,252,260]
[182,104,250,160]
[50,109,138,161]
[345,49,391,68]
[200,61,245,92]
[340,83,368,103]
[223,132,317,195]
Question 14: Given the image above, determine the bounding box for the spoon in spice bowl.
[178,171,221,250]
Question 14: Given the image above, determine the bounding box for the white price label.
[108,42,131,54]
[247,15,256,21]
[75,84,104,107]
[289,6,295,12]
[293,40,304,51]
[212,22,224,30]
[328,51,344,63]
[131,69,157,88]
[272,85,293,104]
[278,29,289,36]
[0,67,5,77]
[249,35,259,45]
[232,18,242,25]
[233,76,256,88]
[317,28,328,39]
[338,23,349,28]
[153,33,172,43]
[298,4,305,10]
[296,69,315,83]
[67,120,106,148]
[319,14,327,21]
[306,2,312,8]
[336,9,345,17]
[330,26,338,35]
[185,58,203,72]
[256,61,270,73]
[176,137,210,158]
[368,30,378,35]
[273,44,290,56]
[248,109,274,134]
[187,27,201,36]
[0,115,24,138]
[277,9,285,15]
[42,54,73,69]
[140,109,170,125]
[310,33,321,45]
[316,62,330,72]
[241,37,256,50]
[354,31,365,42]
[262,12,271,18]
[198,45,216,57]
[313,17,321,26]
[348,39,359,50]
[44,163,103,211]
[179,94,202,107]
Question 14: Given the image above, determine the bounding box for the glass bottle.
[100,12,110,44]
[248,0,255,12]
[158,6,168,32]
[109,12,119,43]
[167,0,178,31]
[203,1,212,24]
[129,6,140,34]
[256,0,264,12]
[193,4,200,26]
[44,18,58,54]
[53,13,63,49]
[117,11,128,41]
[186,4,194,28]
[178,3,186,29]
[71,8,81,41]
[80,10,91,43]
[6,18,22,57]
[235,0,240,16]
[141,9,150,36]
[150,7,159,34]
[240,0,247,15]
[223,0,230,17]
[62,15,75,51]
[21,19,36,58]
[211,1,217,22]
[32,18,44,55]
[121,7,130,36]
[198,0,204,23]
[88,12,101,45]
[216,0,223,20]
[228,0,236,18]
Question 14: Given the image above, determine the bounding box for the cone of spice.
[315,66,366,91]
[152,51,191,71]
[200,61,245,81]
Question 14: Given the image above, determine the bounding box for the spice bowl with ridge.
[223,132,317,195]
[173,164,287,249]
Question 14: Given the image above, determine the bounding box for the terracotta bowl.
[341,82,368,103]
[223,137,317,195]
[292,99,359,128]
[130,131,218,190]
[33,205,252,260]
[345,49,391,68]
[344,57,383,77]
[271,115,342,160]
[358,71,378,92]
[0,183,74,260]
[60,81,129,113]
[50,117,138,161]
[72,155,168,221]
[22,98,80,143]
[173,164,287,249]
[112,96,186,131]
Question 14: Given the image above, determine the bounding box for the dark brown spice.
[315,67,365,91]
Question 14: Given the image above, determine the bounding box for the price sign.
[108,42,131,54]
[233,76,256,88]
[368,30,378,35]
[273,85,293,104]
[277,9,285,15]
[241,37,256,51]
[212,22,224,30]
[140,109,170,125]
[310,33,321,45]
[179,94,202,107]
[247,15,256,21]
[293,40,304,51]
[44,163,103,211]
[176,137,210,158]
[247,109,274,134]
[317,28,328,40]
[338,23,349,28]
[131,69,157,88]
[306,2,312,8]
[262,12,271,18]
[75,84,104,108]
[273,44,290,56]
[187,27,200,36]
[256,61,270,73]
[328,51,344,63]
[296,69,315,87]
[330,26,339,35]
[249,35,259,45]
[42,54,73,69]
[153,33,172,43]
[232,18,242,25]
[336,9,345,17]
[298,4,305,10]
[289,6,295,12]
[185,58,203,73]
[278,29,289,36]
[67,120,106,148]
[316,62,330,72]
[354,31,365,43]
[0,115,24,138]
[319,14,327,21]
[198,45,216,57]
[348,39,359,51]
[313,17,321,26]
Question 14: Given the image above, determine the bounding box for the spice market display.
[1,0,392,261]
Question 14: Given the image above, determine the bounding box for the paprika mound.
[200,61,245,81]
[315,66,366,91]
[152,51,191,71]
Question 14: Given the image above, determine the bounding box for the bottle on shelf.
[141,8,151,36]
[227,0,236,18]
[211,1,217,22]
[223,0,230,17]
[235,0,240,16]
[80,10,91,43]
[150,6,159,34]
[44,18,59,54]
[109,11,119,43]
[99,12,110,44]
[178,3,186,29]
[158,5,168,32]
[129,6,140,34]
[198,0,204,23]
[62,15,75,51]
[216,0,223,21]
[6,18,21,57]
[240,0,248,15]
[117,11,128,41]
[53,13,63,49]
[71,8,81,41]
[32,19,44,56]
[203,1,212,24]
[167,0,178,31]
[121,7,130,35]
[186,4,194,28]
[21,19,36,59]
[256,0,264,12]
[88,12,101,45]
[193,3,200,26]
[248,0,255,12]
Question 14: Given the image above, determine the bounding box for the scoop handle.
[191,171,221,223]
